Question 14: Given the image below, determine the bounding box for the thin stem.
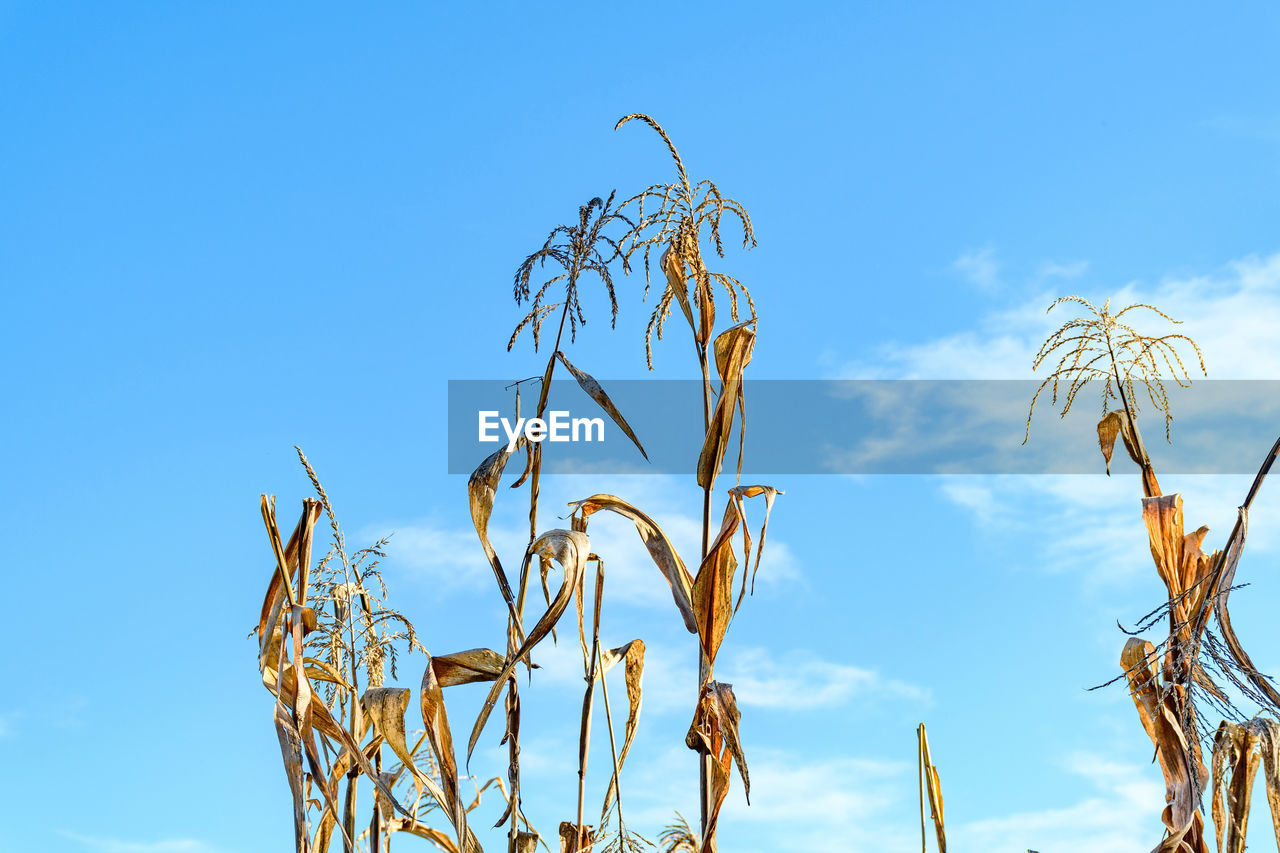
[577,561,605,850]
[502,291,577,853]
[598,643,624,824]
[917,724,930,853]
[1106,331,1157,498]
[694,277,715,846]
[529,275,577,541]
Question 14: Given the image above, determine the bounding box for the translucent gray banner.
[446,380,1280,475]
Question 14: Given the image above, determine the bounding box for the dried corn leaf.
[706,746,731,849]
[599,639,645,819]
[727,484,782,611]
[363,686,441,846]
[321,702,415,824]
[384,817,461,853]
[1143,494,1188,600]
[1254,719,1280,848]
[421,651,476,853]
[285,605,352,853]
[1121,637,1209,851]
[696,277,715,346]
[432,648,506,687]
[468,530,590,763]
[560,821,594,853]
[712,682,748,802]
[1211,721,1260,853]
[1212,509,1280,711]
[287,602,319,795]
[917,723,946,853]
[697,323,755,490]
[685,681,749,800]
[661,243,697,335]
[262,665,346,741]
[274,702,308,853]
[693,501,740,666]
[258,498,323,668]
[468,445,523,625]
[312,733,389,852]
[362,688,417,781]
[302,657,349,688]
[1142,495,1217,636]
[569,494,697,633]
[1098,410,1144,475]
[555,351,648,461]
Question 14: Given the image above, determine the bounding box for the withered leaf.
[555,350,648,461]
[1097,410,1143,475]
[432,648,506,687]
[468,445,521,615]
[661,243,697,335]
[468,530,590,764]
[421,652,477,853]
[568,494,697,633]
[1211,720,1259,853]
[1120,636,1208,848]
[728,484,782,611]
[257,498,323,669]
[273,702,308,853]
[693,501,740,666]
[598,639,645,820]
[918,723,946,853]
[697,323,755,490]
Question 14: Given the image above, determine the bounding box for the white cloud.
[619,745,918,853]
[1037,259,1090,280]
[62,834,221,853]
[576,743,1168,853]
[843,251,1280,380]
[954,247,1002,291]
[526,640,926,716]
[718,647,929,709]
[934,472,1279,598]
[952,752,1165,853]
[368,518,494,591]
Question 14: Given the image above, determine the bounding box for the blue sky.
[7,3,1280,852]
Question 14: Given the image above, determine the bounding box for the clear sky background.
[6,3,1280,852]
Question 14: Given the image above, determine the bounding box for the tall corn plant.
[478,191,648,853]
[612,113,778,851]
[1027,297,1280,853]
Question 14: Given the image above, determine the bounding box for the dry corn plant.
[612,113,778,850]
[495,191,652,853]
[916,724,946,853]
[254,115,781,853]
[255,448,528,853]
[1028,296,1280,853]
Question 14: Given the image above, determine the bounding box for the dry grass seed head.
[293,447,425,698]
[657,812,697,853]
[509,192,634,352]
[614,114,758,367]
[1025,297,1206,443]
